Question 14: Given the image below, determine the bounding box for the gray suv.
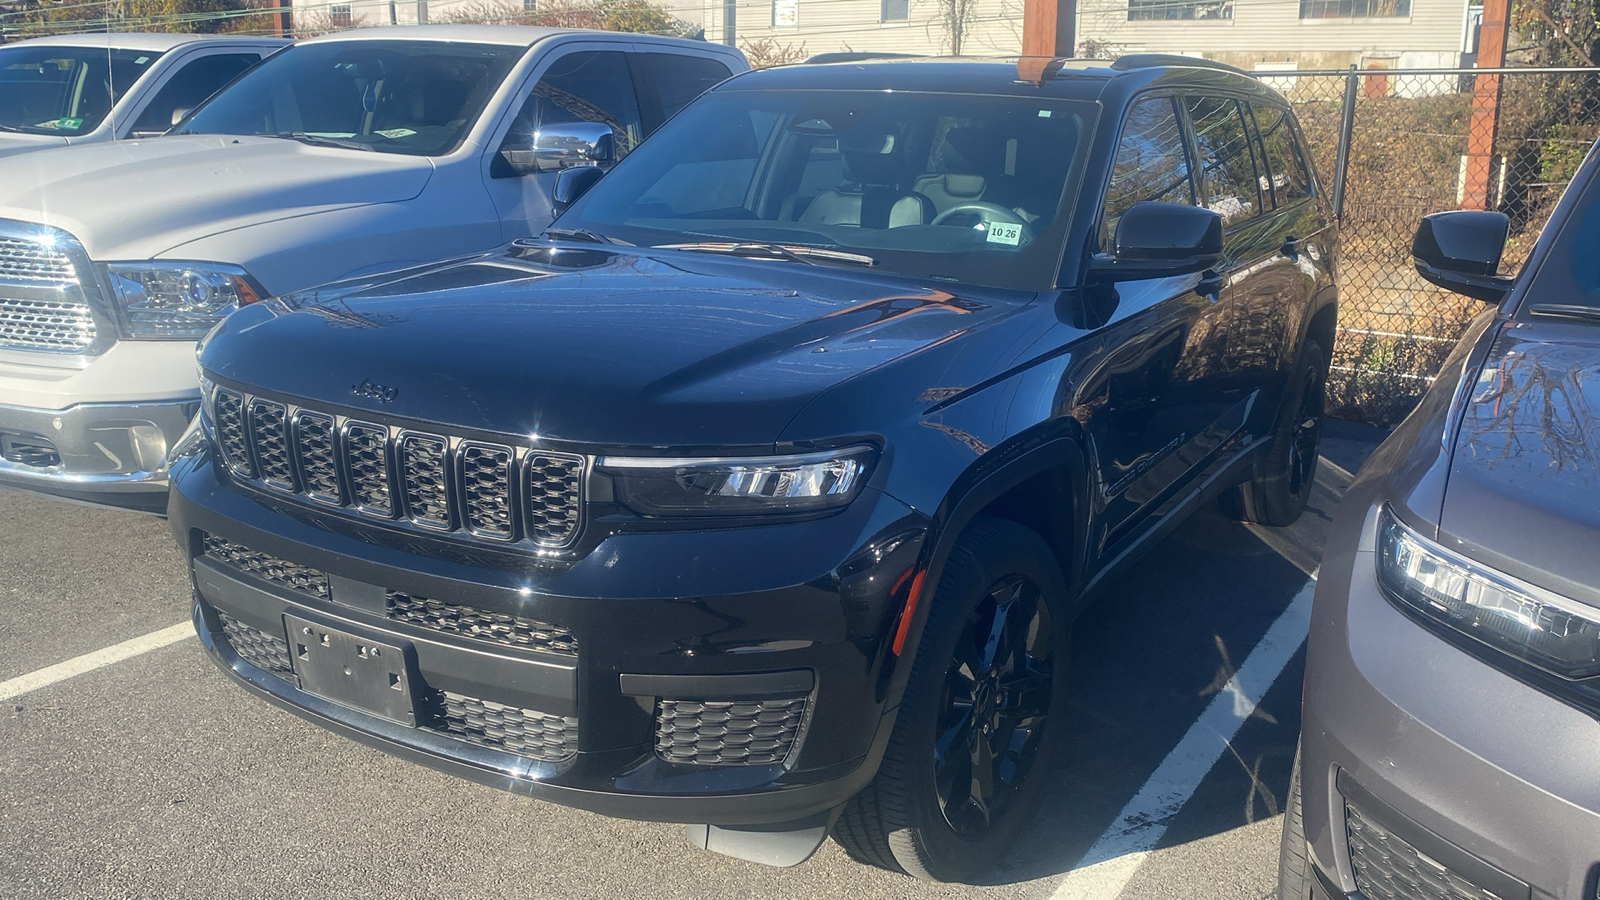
[1281,139,1600,899]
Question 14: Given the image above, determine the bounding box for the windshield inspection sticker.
[55,117,82,130]
[986,222,1023,246]
[376,128,416,139]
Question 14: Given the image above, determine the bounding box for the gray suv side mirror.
[494,122,616,179]
[1412,210,1514,303]
[1089,202,1225,282]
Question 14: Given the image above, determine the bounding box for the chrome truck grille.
[0,227,101,354]
[211,386,585,549]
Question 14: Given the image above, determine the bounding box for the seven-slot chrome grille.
[211,385,585,549]
[0,229,99,354]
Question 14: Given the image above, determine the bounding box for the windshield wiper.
[1527,303,1600,323]
[654,242,877,268]
[270,132,372,151]
[0,123,27,134]
[542,227,630,246]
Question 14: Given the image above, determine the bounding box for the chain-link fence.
[1264,66,1600,424]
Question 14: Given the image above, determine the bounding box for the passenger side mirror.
[1412,210,1514,303]
[552,165,605,213]
[1089,202,1225,282]
[494,122,616,179]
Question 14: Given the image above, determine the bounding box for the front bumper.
[1301,504,1600,900]
[0,396,196,511]
[170,450,928,827]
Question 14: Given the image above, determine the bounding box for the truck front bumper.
[0,396,196,511]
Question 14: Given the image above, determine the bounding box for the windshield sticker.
[376,128,417,139]
[986,222,1023,246]
[56,117,83,130]
[135,56,150,64]
[1038,109,1053,117]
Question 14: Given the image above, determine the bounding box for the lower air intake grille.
[1346,802,1504,900]
[218,612,293,680]
[655,695,808,766]
[433,691,577,762]
[387,592,577,656]
[203,534,330,601]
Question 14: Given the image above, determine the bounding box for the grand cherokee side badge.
[352,378,398,404]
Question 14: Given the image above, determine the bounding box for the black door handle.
[1197,270,1224,301]
[1282,235,1304,258]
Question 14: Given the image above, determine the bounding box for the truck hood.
[200,243,1013,450]
[1442,320,1600,602]
[0,135,433,260]
[0,132,69,158]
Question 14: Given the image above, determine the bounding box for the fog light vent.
[655,695,808,767]
[1,434,59,469]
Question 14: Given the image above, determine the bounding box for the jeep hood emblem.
[352,378,398,404]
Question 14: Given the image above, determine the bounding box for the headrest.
[943,174,987,198]
[939,127,1006,176]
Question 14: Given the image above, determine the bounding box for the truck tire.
[1223,339,1328,527]
[833,516,1069,881]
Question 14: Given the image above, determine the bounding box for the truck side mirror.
[1412,210,1514,303]
[493,122,616,179]
[552,165,605,212]
[170,107,194,128]
[1088,202,1225,282]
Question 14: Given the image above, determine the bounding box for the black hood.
[200,243,1014,451]
[1442,320,1600,605]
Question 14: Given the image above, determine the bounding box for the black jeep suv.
[170,56,1336,880]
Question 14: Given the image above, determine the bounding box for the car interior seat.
[914,127,1008,215]
[799,129,933,229]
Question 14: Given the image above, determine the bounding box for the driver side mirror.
[1089,202,1224,282]
[493,121,616,179]
[552,165,605,213]
[170,107,194,128]
[1412,210,1513,303]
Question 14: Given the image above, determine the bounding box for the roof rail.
[1109,54,1249,75]
[805,51,922,64]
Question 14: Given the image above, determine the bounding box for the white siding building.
[289,0,705,34]
[702,0,1023,57]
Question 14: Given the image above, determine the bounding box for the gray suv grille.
[210,385,585,549]
[0,230,100,354]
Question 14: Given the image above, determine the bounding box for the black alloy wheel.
[833,516,1069,882]
[1222,339,1328,527]
[934,574,1054,837]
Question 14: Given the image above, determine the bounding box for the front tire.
[1223,339,1328,527]
[834,516,1069,881]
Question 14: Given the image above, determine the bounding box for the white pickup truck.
[0,33,288,158]
[0,26,746,511]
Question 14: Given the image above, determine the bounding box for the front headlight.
[107,262,265,339]
[597,446,874,518]
[1377,505,1600,678]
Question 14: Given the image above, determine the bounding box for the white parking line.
[0,623,192,702]
[1050,574,1317,900]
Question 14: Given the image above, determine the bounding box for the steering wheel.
[929,201,1036,246]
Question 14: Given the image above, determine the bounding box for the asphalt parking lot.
[0,422,1385,900]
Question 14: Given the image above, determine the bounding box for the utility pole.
[1461,0,1510,210]
[1022,0,1075,57]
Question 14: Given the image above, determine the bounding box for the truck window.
[642,53,734,122]
[1102,95,1195,244]
[515,51,644,158]
[131,53,262,136]
[1251,102,1313,207]
[1185,96,1264,226]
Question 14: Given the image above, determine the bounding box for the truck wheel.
[1223,339,1328,527]
[833,516,1069,881]
[1278,743,1312,900]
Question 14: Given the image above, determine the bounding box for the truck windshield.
[180,41,523,157]
[0,46,163,136]
[556,89,1094,291]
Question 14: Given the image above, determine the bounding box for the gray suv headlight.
[107,262,265,339]
[1377,505,1600,678]
[597,446,874,517]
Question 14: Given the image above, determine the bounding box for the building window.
[772,0,798,27]
[882,0,909,21]
[1299,0,1409,17]
[523,0,535,9]
[1127,0,1233,20]
[329,3,352,25]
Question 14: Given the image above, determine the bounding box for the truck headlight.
[1377,505,1600,678]
[597,446,874,517]
[107,262,265,339]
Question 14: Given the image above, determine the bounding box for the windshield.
[557,90,1094,290]
[180,41,523,156]
[1523,160,1600,315]
[0,46,162,136]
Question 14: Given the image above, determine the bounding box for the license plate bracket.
[285,613,418,726]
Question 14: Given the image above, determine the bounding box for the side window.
[642,53,734,123]
[130,53,259,135]
[1251,102,1313,206]
[1185,96,1263,226]
[515,51,643,158]
[1102,95,1194,243]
